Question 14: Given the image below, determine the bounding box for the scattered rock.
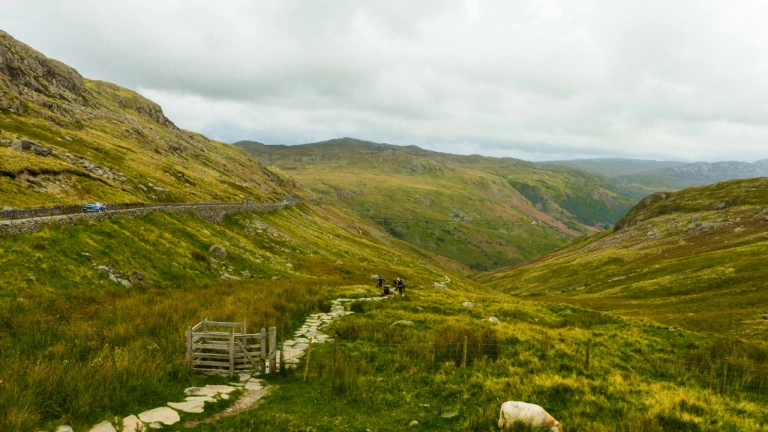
[712,202,727,210]
[138,407,180,425]
[221,274,240,280]
[391,320,414,326]
[122,415,145,432]
[209,244,227,258]
[441,411,458,418]
[241,271,252,279]
[55,426,75,432]
[137,184,147,191]
[488,316,500,324]
[370,274,380,280]
[434,283,447,289]
[120,278,131,288]
[271,276,280,280]
[81,252,92,260]
[132,271,145,281]
[409,420,419,426]
[462,302,474,309]
[762,314,768,320]
[88,421,117,432]
[10,138,52,156]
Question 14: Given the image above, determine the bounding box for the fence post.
[280,331,285,374]
[228,328,235,378]
[304,337,313,381]
[260,327,267,373]
[721,362,728,395]
[269,326,277,376]
[186,326,193,368]
[585,338,591,373]
[203,317,208,332]
[462,336,468,368]
[242,317,247,335]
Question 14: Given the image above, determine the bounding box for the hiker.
[382,285,391,296]
[377,276,384,288]
[397,278,405,295]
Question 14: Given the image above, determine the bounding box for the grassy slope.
[0,31,298,208]
[2,205,767,431]
[477,177,768,340]
[236,138,641,271]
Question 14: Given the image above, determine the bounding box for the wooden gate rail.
[185,318,277,377]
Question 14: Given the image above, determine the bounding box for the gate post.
[228,328,235,378]
[260,327,267,373]
[186,326,192,368]
[269,326,277,376]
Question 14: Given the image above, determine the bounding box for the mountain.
[477,177,768,339]
[538,158,685,177]
[235,137,643,271]
[0,30,299,209]
[622,160,768,190]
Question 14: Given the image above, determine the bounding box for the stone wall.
[0,202,290,236]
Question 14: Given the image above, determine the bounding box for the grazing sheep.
[498,401,561,431]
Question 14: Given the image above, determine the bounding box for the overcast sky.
[3,1,768,162]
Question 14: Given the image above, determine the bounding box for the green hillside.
[236,138,642,271]
[1,31,767,432]
[477,177,768,340]
[0,30,299,209]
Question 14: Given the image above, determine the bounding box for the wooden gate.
[186,318,277,377]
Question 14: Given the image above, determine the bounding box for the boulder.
[441,412,458,418]
[488,316,500,324]
[55,427,75,432]
[409,420,419,426]
[762,314,768,320]
[209,244,227,258]
[462,302,474,309]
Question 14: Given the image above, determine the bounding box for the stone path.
[62,295,384,431]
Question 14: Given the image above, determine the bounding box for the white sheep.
[498,401,562,431]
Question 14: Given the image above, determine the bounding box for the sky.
[3,0,768,162]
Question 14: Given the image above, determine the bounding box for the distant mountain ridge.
[624,160,768,189]
[538,158,685,177]
[539,157,768,190]
[235,137,642,271]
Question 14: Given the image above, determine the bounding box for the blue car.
[83,202,107,213]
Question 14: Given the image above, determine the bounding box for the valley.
[1,29,767,432]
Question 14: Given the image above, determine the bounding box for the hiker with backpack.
[396,278,405,296]
[377,276,384,288]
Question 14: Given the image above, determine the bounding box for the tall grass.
[0,279,330,431]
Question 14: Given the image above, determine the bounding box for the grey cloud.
[3,0,768,162]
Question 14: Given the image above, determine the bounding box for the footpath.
[56,295,386,432]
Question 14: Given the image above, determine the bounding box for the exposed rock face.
[10,138,52,156]
[0,31,84,94]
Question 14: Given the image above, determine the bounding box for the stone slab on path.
[138,407,181,425]
[168,399,206,414]
[88,421,117,432]
[122,415,145,432]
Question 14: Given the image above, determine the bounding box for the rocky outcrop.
[0,30,85,100]
[10,138,52,156]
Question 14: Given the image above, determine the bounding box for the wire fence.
[302,337,768,396]
[0,201,286,222]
